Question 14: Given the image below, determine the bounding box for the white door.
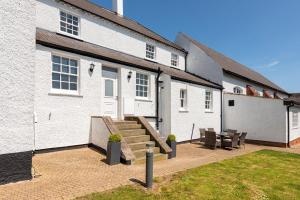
[102,67,118,119]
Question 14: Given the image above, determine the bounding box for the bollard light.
[146,143,154,189]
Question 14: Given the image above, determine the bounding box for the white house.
[1,0,222,184]
[175,33,300,147]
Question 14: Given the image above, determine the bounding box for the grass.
[77,150,300,200]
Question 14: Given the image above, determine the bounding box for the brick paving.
[0,143,299,200]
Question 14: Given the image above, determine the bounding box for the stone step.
[133,147,160,159]
[117,124,142,130]
[134,153,168,165]
[123,135,150,144]
[121,129,146,137]
[128,141,156,151]
[114,121,137,125]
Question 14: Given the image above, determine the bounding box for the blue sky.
[92,0,300,93]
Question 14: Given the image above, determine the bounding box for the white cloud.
[264,61,280,68]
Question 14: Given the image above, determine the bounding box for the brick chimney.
[112,0,123,16]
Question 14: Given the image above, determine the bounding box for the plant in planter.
[166,134,176,159]
[107,133,122,165]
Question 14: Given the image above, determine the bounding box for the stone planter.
[167,140,176,159]
[107,141,121,165]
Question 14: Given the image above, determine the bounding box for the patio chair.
[199,128,206,142]
[207,128,215,132]
[238,132,247,149]
[222,133,240,149]
[204,131,221,150]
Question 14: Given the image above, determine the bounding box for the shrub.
[167,134,176,142]
[109,133,122,142]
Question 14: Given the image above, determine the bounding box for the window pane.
[71,67,77,75]
[105,79,114,97]
[52,64,60,72]
[52,81,60,89]
[52,56,60,64]
[70,59,77,67]
[70,76,77,83]
[102,67,117,79]
[70,83,77,91]
[62,65,69,73]
[62,58,69,65]
[61,74,69,82]
[52,73,60,81]
[61,82,69,90]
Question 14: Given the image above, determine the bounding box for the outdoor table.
[216,132,236,148]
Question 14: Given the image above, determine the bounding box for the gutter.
[155,67,163,130]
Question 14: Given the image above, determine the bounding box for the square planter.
[167,140,176,159]
[107,141,121,165]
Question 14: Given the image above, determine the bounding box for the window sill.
[179,109,189,113]
[48,92,83,98]
[135,98,152,102]
[205,110,214,113]
[57,31,81,41]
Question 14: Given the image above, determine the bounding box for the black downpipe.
[287,104,293,148]
[220,89,224,131]
[155,68,162,130]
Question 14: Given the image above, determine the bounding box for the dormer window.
[233,86,243,94]
[171,53,179,67]
[146,44,156,60]
[60,11,79,36]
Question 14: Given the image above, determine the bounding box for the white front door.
[102,67,118,119]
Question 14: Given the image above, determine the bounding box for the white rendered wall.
[175,33,223,85]
[36,0,185,70]
[224,94,287,143]
[170,80,221,142]
[0,0,36,154]
[34,46,157,149]
[223,73,288,98]
[289,106,300,142]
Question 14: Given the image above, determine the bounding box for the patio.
[0,143,289,200]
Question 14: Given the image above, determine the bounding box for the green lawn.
[77,150,300,200]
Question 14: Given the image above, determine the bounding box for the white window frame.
[136,72,150,100]
[292,111,299,128]
[205,90,213,112]
[145,43,156,60]
[59,10,80,38]
[51,53,80,95]
[171,53,179,67]
[233,86,243,94]
[179,89,187,111]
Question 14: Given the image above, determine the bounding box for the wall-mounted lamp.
[89,63,95,73]
[127,71,132,79]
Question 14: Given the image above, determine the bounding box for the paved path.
[0,143,299,200]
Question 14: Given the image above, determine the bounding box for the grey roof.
[60,0,185,52]
[179,33,287,94]
[285,93,300,105]
[36,28,221,89]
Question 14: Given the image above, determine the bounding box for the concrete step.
[117,124,142,130]
[133,147,160,159]
[134,153,168,165]
[114,121,137,125]
[128,141,155,151]
[121,129,146,137]
[124,135,150,144]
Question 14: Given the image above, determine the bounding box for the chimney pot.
[112,0,123,16]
